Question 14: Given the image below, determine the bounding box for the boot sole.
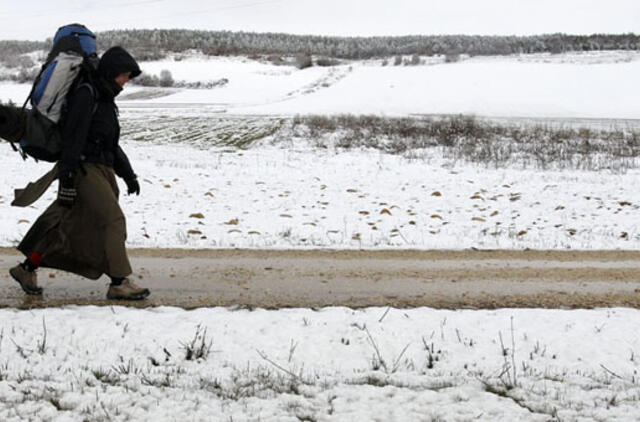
[106,289,150,301]
[9,268,43,296]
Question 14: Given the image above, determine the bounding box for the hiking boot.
[9,264,42,295]
[106,278,150,300]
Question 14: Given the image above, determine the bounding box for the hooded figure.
[9,46,150,300]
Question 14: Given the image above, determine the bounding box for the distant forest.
[1,30,639,61]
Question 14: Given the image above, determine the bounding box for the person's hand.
[57,171,77,207]
[125,176,140,196]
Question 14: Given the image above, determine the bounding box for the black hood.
[98,46,141,81]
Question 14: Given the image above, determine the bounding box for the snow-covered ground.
[1,306,640,421]
[3,50,640,420]
[115,143,639,251]
[3,51,640,118]
[121,51,640,119]
[2,128,640,250]
[3,51,638,250]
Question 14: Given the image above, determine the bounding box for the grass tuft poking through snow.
[1,306,640,420]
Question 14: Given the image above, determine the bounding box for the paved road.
[1,248,640,309]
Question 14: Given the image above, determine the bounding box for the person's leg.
[103,215,132,278]
[23,251,42,271]
[76,165,148,300]
[73,165,134,276]
[103,213,149,299]
[109,276,124,285]
[10,251,43,295]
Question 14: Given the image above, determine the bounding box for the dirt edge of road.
[4,247,640,261]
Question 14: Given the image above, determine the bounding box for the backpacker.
[16,23,98,162]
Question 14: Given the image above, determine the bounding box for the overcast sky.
[1,0,639,41]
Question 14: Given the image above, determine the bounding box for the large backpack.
[16,23,98,162]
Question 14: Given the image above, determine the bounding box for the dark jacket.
[59,85,132,179]
[59,46,141,179]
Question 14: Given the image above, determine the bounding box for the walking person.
[10,46,150,300]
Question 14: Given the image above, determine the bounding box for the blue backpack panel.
[18,23,98,162]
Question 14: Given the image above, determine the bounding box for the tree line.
[2,31,639,62]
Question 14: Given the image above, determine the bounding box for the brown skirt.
[17,163,132,280]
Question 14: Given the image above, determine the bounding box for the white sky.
[0,0,639,41]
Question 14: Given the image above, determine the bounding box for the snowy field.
[3,51,640,420]
[2,51,640,118]
[2,125,640,251]
[3,51,638,250]
[2,52,640,251]
[1,306,640,421]
[128,51,640,118]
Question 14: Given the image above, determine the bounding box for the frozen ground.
[2,119,640,251]
[2,50,640,421]
[122,51,640,118]
[3,51,640,118]
[3,51,635,249]
[1,306,640,421]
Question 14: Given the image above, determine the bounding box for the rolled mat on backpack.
[0,104,26,144]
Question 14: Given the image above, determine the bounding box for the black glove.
[57,171,77,208]
[125,176,140,196]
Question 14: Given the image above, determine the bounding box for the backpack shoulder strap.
[76,82,95,98]
[75,82,99,114]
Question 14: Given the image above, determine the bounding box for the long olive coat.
[12,163,132,279]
